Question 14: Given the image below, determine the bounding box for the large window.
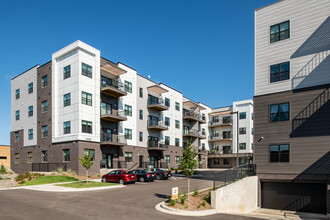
[28,106,33,117]
[270,144,289,162]
[165,98,170,107]
[270,62,290,83]
[64,65,71,79]
[63,149,70,162]
[82,92,92,106]
[239,143,246,150]
[175,102,180,111]
[165,117,170,126]
[175,120,180,129]
[223,158,230,165]
[165,136,170,145]
[125,152,132,162]
[239,112,246,119]
[270,20,290,43]
[214,159,220,165]
[175,156,180,165]
[125,128,132,140]
[42,75,48,88]
[139,132,143,142]
[125,105,132,116]
[84,149,95,161]
[202,128,206,135]
[139,87,143,98]
[42,125,48,137]
[28,82,33,94]
[63,93,71,107]
[42,150,48,162]
[15,132,19,142]
[15,89,20,99]
[165,155,170,164]
[139,110,143,120]
[42,100,48,112]
[101,102,112,115]
[15,110,20,120]
[82,63,92,78]
[64,121,71,134]
[270,103,289,122]
[239,127,246,135]
[27,152,33,163]
[82,120,92,133]
[125,81,132,93]
[175,138,180,147]
[28,129,33,140]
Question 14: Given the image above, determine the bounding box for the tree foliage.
[180,140,198,178]
[79,154,94,182]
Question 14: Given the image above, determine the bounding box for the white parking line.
[135,182,148,185]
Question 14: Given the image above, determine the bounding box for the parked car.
[102,170,137,184]
[130,169,155,182]
[147,168,169,180]
[159,168,172,177]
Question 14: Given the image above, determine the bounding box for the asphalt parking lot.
[0,177,262,220]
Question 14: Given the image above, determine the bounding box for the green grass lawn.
[56,181,119,188]
[19,175,78,186]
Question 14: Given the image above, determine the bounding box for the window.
[251,128,254,135]
[270,144,289,162]
[84,149,95,161]
[202,128,206,135]
[63,93,71,107]
[82,91,92,106]
[202,143,205,150]
[214,159,220,165]
[139,132,143,142]
[175,120,180,129]
[64,65,71,79]
[82,120,92,134]
[165,136,170,145]
[239,143,246,150]
[270,62,290,83]
[42,75,48,88]
[212,116,219,123]
[42,125,48,137]
[27,152,33,163]
[42,100,48,112]
[239,112,246,119]
[139,110,143,120]
[239,127,246,135]
[15,153,19,164]
[202,158,205,165]
[212,130,219,137]
[28,82,33,94]
[15,89,20,99]
[28,129,33,140]
[82,62,92,78]
[125,105,132,116]
[63,149,70,162]
[139,87,143,98]
[251,113,254,120]
[165,98,170,107]
[165,117,170,126]
[15,132,19,142]
[42,151,48,162]
[175,138,179,147]
[270,20,290,43]
[125,152,132,162]
[101,102,112,115]
[175,156,180,165]
[15,110,20,120]
[165,155,170,164]
[64,121,71,134]
[270,103,289,122]
[125,128,132,140]
[175,102,180,111]
[28,106,33,117]
[125,81,132,93]
[223,158,230,165]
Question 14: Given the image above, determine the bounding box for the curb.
[155,201,217,216]
[22,184,125,192]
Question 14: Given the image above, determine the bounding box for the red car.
[102,170,137,184]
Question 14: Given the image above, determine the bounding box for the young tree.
[79,154,94,183]
[0,164,6,174]
[180,140,198,201]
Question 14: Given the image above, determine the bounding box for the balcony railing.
[209,134,232,142]
[183,111,205,123]
[183,129,206,139]
[101,80,127,97]
[147,120,168,130]
[100,133,127,145]
[101,109,127,122]
[147,98,169,111]
[147,140,168,150]
[209,118,233,127]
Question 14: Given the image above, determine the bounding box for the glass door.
[148,157,155,169]
[107,154,113,168]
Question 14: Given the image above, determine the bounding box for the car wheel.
[139,177,144,182]
[156,175,161,180]
[119,179,124,185]
[102,177,106,183]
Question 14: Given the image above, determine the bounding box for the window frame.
[165,117,170,126]
[270,61,290,83]
[139,109,143,120]
[165,98,170,107]
[64,65,71,79]
[175,120,180,129]
[139,87,143,98]
[15,89,20,99]
[42,150,48,162]
[239,143,246,150]
[27,152,33,163]
[239,127,246,135]
[125,105,132,116]
[175,102,180,111]
[28,129,33,140]
[15,131,19,142]
[269,144,290,163]
[42,125,48,137]
[270,20,290,43]
[82,62,92,78]
[28,82,33,94]
[42,75,48,88]
[42,100,48,113]
[270,102,290,122]
[139,131,143,142]
[28,105,33,117]
[125,128,132,140]
[63,149,70,162]
[175,138,180,147]
[63,93,71,107]
[64,121,71,134]
[15,110,20,120]
[239,112,246,119]
[125,152,133,162]
[82,120,92,134]
[84,149,95,161]
[81,91,92,106]
[124,81,132,93]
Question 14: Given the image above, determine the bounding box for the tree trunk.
[187,177,190,202]
[86,169,88,183]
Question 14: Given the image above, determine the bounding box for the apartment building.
[11,40,253,176]
[254,0,330,214]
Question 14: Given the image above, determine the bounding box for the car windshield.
[127,171,134,174]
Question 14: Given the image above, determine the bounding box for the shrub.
[201,201,206,207]
[170,167,175,171]
[0,164,7,174]
[0,176,3,180]
[193,189,199,197]
[56,167,64,173]
[197,204,200,209]
[180,197,186,205]
[175,168,178,174]
[15,174,24,182]
[169,199,175,206]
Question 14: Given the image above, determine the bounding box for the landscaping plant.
[193,189,199,197]
[0,164,7,174]
[79,153,94,183]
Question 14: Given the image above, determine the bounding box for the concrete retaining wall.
[0,174,17,188]
[211,176,258,214]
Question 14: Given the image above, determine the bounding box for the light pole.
[231,111,239,167]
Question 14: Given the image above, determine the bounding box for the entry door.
[154,157,159,168]
[148,157,154,169]
[139,156,143,168]
[107,154,113,168]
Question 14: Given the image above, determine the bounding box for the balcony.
[209,119,232,128]
[183,111,205,123]
[183,129,206,139]
[101,81,127,98]
[147,120,168,131]
[100,134,127,146]
[101,110,127,122]
[208,134,232,142]
[147,140,168,151]
[147,99,169,111]
[197,149,207,155]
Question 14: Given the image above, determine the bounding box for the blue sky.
[0,0,277,145]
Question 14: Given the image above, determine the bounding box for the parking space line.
[135,182,148,185]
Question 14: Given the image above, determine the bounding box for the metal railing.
[32,163,67,172]
[292,50,330,89]
[101,109,127,119]
[292,87,330,131]
[147,140,169,150]
[101,79,126,92]
[209,133,232,141]
[183,110,203,121]
[147,98,167,108]
[212,164,256,190]
[100,133,127,144]
[209,118,232,126]
[147,120,168,129]
[183,129,205,138]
